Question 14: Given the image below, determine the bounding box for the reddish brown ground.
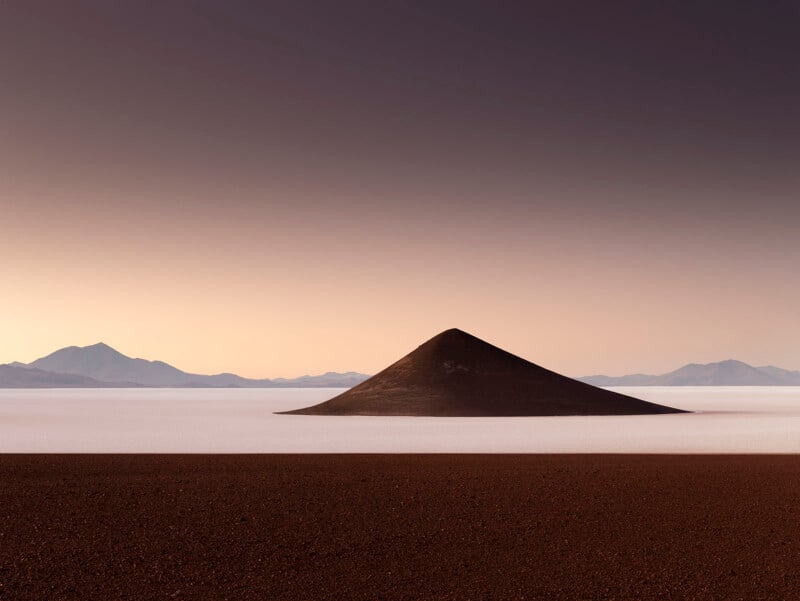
[0,455,798,600]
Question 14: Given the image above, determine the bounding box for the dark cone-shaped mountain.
[279,329,685,416]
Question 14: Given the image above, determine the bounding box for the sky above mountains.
[2,1,798,377]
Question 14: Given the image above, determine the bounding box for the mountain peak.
[432,327,471,339]
[416,328,497,357]
[86,342,113,349]
[82,342,120,354]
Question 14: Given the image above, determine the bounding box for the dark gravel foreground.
[1,455,799,600]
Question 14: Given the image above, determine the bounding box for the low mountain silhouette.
[0,364,122,388]
[580,359,800,386]
[6,343,368,388]
[30,343,192,386]
[280,329,684,416]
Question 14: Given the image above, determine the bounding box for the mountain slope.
[280,329,684,416]
[0,364,118,388]
[580,359,799,386]
[756,366,800,385]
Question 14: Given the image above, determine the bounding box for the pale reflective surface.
[0,387,799,453]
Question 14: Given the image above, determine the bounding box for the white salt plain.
[0,387,799,453]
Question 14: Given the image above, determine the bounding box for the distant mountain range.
[0,343,369,388]
[579,359,800,386]
[4,345,797,389]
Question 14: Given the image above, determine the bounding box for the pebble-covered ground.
[1,455,798,600]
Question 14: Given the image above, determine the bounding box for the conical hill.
[280,329,685,416]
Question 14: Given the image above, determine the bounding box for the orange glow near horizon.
[4,179,798,378]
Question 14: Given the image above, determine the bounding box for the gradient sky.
[2,1,799,378]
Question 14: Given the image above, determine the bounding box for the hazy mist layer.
[1,387,799,453]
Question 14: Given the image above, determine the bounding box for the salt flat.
[0,387,798,453]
